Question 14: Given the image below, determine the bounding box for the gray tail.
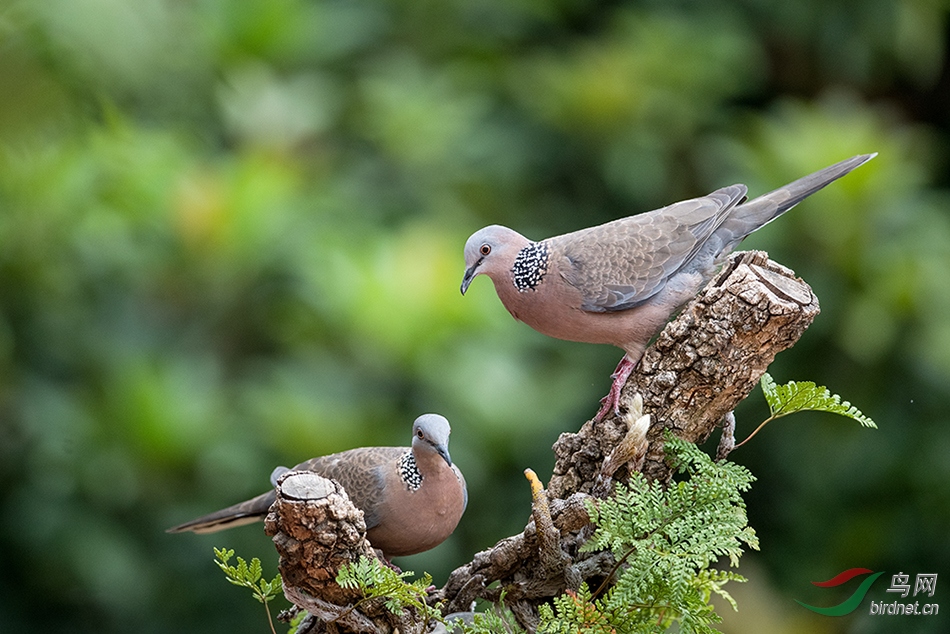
[166,490,276,534]
[717,153,876,252]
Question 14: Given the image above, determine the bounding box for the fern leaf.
[214,547,234,564]
[760,373,877,428]
[335,557,440,622]
[542,435,759,633]
[247,557,263,584]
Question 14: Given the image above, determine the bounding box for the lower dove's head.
[412,413,453,466]
[460,225,529,294]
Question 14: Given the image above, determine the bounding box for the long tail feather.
[166,490,275,534]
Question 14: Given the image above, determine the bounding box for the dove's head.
[460,225,530,295]
[411,413,453,467]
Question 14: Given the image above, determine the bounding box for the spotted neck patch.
[512,241,549,291]
[398,452,423,491]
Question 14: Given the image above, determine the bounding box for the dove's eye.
[479,244,491,256]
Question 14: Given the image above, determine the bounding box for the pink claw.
[593,356,636,422]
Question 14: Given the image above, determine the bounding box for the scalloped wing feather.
[556,185,747,312]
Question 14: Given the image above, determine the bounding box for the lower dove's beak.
[438,446,453,467]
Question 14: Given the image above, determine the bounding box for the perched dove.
[168,413,467,558]
[461,154,875,421]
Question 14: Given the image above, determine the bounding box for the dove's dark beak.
[460,260,481,295]
[436,444,453,467]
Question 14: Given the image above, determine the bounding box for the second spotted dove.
[461,154,875,421]
[168,413,467,559]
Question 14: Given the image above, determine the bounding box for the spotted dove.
[168,414,467,558]
[461,154,875,421]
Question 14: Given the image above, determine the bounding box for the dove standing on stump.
[461,154,875,421]
[168,414,467,559]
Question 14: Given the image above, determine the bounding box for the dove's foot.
[593,356,635,422]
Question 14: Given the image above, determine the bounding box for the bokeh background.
[1,1,948,632]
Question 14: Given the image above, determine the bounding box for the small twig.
[525,468,570,577]
[263,601,277,634]
[590,544,634,601]
[733,415,777,449]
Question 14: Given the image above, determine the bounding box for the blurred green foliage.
[1,0,948,632]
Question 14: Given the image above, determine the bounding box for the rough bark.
[270,251,820,633]
[549,250,820,495]
[265,472,412,633]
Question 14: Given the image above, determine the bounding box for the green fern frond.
[760,373,876,428]
[336,555,392,590]
[693,568,747,612]
[460,611,522,634]
[335,556,437,619]
[213,547,283,634]
[539,585,618,634]
[544,435,757,633]
[213,547,282,604]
